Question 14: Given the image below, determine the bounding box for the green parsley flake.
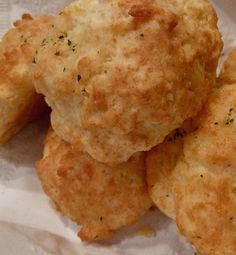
[77,74,82,82]
[225,107,234,125]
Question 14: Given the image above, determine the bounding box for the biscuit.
[0,14,53,144]
[33,0,222,163]
[146,51,236,255]
[36,128,152,241]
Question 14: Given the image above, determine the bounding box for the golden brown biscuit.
[36,129,152,242]
[146,136,182,220]
[33,0,222,163]
[146,118,196,219]
[146,51,236,255]
[175,86,236,255]
[0,14,53,144]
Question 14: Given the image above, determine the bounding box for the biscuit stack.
[2,1,234,255]
[32,0,222,243]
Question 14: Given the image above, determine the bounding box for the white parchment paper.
[0,1,236,254]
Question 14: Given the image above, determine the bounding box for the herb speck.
[77,74,82,82]
[68,39,72,46]
[225,107,235,125]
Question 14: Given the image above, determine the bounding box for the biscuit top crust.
[34,0,222,163]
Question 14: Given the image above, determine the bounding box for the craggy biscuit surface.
[36,129,152,241]
[146,135,182,220]
[146,51,236,255]
[0,14,53,144]
[146,118,197,219]
[34,0,222,163]
[219,49,236,85]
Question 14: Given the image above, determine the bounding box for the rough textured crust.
[219,49,236,84]
[0,14,53,144]
[36,128,152,241]
[33,0,222,163]
[146,51,236,255]
[174,85,236,255]
[146,118,197,219]
[146,138,182,220]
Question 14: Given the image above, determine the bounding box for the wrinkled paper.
[0,1,236,254]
